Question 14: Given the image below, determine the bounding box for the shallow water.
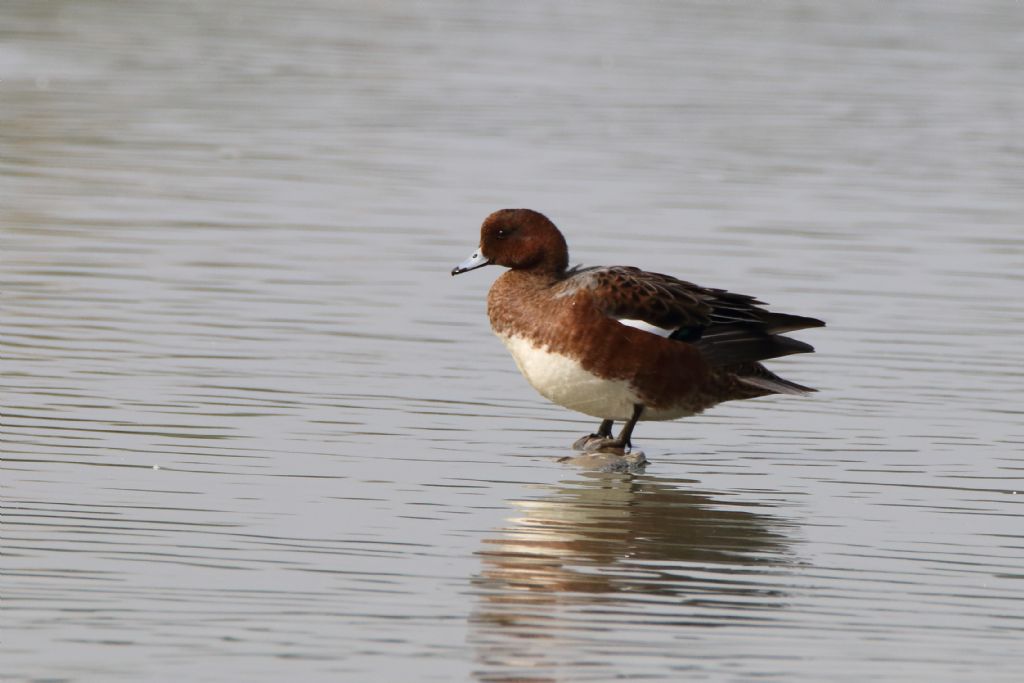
[4,1,1024,681]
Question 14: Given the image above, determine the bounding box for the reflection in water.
[471,473,796,681]
[6,0,1023,678]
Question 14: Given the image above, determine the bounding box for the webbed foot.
[558,449,648,472]
[572,433,614,451]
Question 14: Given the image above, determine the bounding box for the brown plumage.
[452,208,824,452]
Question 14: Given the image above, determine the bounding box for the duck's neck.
[509,264,566,285]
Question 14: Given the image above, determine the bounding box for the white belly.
[497,333,693,421]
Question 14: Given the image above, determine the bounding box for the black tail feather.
[754,312,825,335]
[737,372,816,395]
[694,323,817,367]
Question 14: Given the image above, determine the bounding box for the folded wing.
[565,265,824,370]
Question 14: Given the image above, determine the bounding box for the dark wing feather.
[565,266,824,368]
[694,323,816,366]
[565,266,714,329]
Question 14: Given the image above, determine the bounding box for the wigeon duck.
[452,209,824,453]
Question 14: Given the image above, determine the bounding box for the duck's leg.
[572,419,615,451]
[580,404,644,453]
[579,405,644,453]
[614,405,643,450]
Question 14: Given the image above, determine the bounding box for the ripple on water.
[4,0,1024,681]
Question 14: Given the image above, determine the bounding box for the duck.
[451,209,824,454]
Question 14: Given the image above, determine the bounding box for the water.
[3,1,1024,680]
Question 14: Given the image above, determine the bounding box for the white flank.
[497,333,693,421]
[616,318,675,338]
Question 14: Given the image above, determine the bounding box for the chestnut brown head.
[451,209,569,277]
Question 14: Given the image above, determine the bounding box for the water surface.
[4,1,1024,681]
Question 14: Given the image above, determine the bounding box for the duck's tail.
[694,317,823,368]
[736,369,817,396]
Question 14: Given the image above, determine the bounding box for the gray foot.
[572,433,614,451]
[559,450,648,473]
[574,436,631,454]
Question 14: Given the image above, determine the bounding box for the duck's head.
[452,209,569,277]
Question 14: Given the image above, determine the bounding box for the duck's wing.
[563,266,824,367]
[563,266,714,332]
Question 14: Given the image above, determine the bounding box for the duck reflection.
[470,472,796,681]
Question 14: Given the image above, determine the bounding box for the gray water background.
[3,1,1024,681]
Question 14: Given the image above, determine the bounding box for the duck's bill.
[451,249,490,276]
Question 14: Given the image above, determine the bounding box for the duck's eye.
[496,229,508,240]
